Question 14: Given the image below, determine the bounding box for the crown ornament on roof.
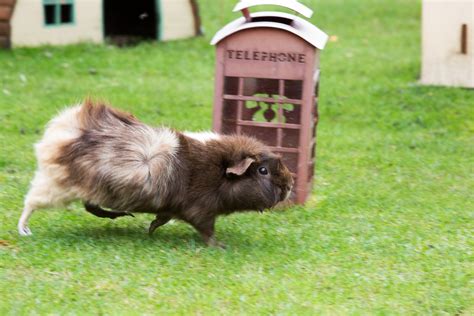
[211,0,328,49]
[234,0,314,21]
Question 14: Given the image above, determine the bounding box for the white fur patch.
[183,131,221,143]
[35,105,82,167]
[94,126,179,198]
[27,104,180,210]
[20,103,182,235]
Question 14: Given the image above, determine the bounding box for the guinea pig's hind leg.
[18,204,35,236]
[148,214,171,235]
[18,180,64,236]
[84,203,135,219]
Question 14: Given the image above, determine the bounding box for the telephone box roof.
[233,0,313,18]
[210,11,328,49]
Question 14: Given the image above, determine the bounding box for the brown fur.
[78,98,140,129]
[21,101,293,247]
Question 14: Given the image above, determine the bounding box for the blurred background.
[0,0,472,314]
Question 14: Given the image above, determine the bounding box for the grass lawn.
[1,0,473,314]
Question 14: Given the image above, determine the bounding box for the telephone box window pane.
[44,5,56,25]
[243,78,279,97]
[282,103,301,124]
[224,76,239,95]
[222,123,236,134]
[312,96,318,117]
[242,100,260,121]
[281,152,298,174]
[244,101,277,123]
[312,120,317,138]
[284,80,303,99]
[60,4,73,23]
[308,163,315,182]
[241,126,277,146]
[281,129,299,148]
[223,100,238,120]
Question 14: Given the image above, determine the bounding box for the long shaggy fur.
[18,101,293,246]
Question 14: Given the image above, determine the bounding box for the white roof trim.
[233,0,313,18]
[210,11,328,49]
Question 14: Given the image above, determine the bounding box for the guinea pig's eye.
[258,166,268,175]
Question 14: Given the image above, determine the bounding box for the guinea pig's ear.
[226,157,255,176]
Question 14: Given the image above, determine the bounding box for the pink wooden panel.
[221,28,310,80]
[213,26,321,204]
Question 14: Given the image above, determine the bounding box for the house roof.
[233,0,313,18]
[210,11,328,49]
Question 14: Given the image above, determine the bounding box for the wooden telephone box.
[211,1,328,203]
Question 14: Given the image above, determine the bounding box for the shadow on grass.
[9,210,289,256]
[36,221,268,252]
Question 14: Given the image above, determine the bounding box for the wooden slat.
[236,120,301,130]
[0,5,13,20]
[268,146,299,153]
[223,94,302,105]
[222,118,302,130]
[0,0,15,5]
[0,21,9,36]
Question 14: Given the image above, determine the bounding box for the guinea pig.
[18,100,294,247]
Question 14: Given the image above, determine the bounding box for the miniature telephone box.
[211,1,328,204]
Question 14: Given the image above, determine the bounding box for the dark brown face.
[253,155,294,205]
[223,154,294,212]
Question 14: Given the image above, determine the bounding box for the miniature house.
[211,0,328,204]
[421,0,473,88]
[0,0,201,48]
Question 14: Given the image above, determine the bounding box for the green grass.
[1,0,473,314]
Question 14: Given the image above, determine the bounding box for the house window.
[43,0,74,25]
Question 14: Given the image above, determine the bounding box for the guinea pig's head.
[221,148,294,212]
